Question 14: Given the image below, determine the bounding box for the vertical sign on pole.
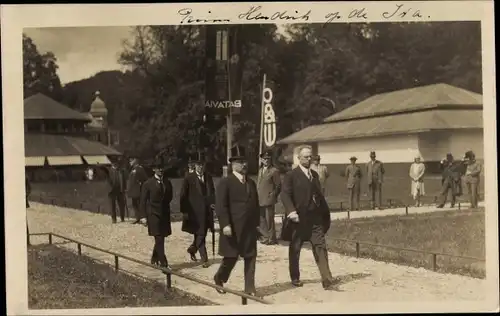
[259,74,277,155]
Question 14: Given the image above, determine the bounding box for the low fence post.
[355,242,360,258]
[458,203,461,210]
[77,243,82,255]
[347,210,351,220]
[97,205,101,213]
[80,202,83,209]
[48,233,52,245]
[340,202,343,211]
[405,206,409,215]
[242,297,248,305]
[114,255,119,272]
[431,253,437,271]
[166,272,172,289]
[51,199,55,205]
[388,199,392,208]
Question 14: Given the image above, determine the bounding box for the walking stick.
[211,204,216,259]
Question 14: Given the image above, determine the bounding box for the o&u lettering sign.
[262,87,276,148]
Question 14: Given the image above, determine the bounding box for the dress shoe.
[291,280,303,287]
[132,220,141,224]
[267,240,278,245]
[214,275,226,294]
[436,204,444,208]
[202,261,211,268]
[160,264,170,275]
[187,250,198,261]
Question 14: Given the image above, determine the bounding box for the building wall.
[317,134,420,164]
[449,129,484,159]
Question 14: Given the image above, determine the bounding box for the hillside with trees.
[23,21,482,172]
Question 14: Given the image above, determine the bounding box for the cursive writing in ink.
[238,6,311,21]
[348,7,368,19]
[382,4,424,19]
[324,11,342,24]
[178,8,231,24]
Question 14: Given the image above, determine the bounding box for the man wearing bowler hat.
[257,150,282,245]
[140,155,173,272]
[345,156,362,211]
[366,151,385,210]
[180,153,216,268]
[213,145,260,297]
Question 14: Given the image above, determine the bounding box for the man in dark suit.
[281,145,336,291]
[463,151,482,209]
[213,146,260,297]
[345,156,362,211]
[106,159,127,223]
[127,158,148,225]
[140,156,173,271]
[180,155,216,268]
[257,150,281,245]
[366,151,385,210]
[437,153,464,208]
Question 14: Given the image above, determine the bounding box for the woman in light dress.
[409,156,426,207]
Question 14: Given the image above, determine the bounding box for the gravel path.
[27,203,487,305]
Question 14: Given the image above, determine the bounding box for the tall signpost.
[259,74,277,157]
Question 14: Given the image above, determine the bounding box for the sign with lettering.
[204,25,243,116]
[260,75,277,152]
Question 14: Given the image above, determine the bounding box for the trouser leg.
[265,205,277,243]
[215,257,238,283]
[369,183,376,208]
[376,183,382,208]
[117,193,126,221]
[289,229,303,281]
[439,181,450,205]
[348,188,354,211]
[310,224,333,283]
[354,183,361,209]
[194,233,208,262]
[258,206,268,241]
[109,196,117,222]
[243,256,257,293]
[154,236,168,266]
[132,198,141,220]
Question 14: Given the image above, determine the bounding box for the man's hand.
[222,225,232,236]
[287,211,299,223]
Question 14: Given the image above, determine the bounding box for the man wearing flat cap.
[366,151,385,210]
[257,150,282,245]
[463,150,482,209]
[140,156,173,272]
[345,156,362,211]
[437,153,463,208]
[310,155,329,195]
[180,153,216,267]
[213,145,260,297]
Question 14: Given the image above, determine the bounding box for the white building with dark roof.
[278,83,483,168]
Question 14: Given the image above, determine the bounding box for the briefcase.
[280,215,295,242]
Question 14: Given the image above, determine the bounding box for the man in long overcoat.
[257,150,281,245]
[180,155,216,267]
[366,151,385,210]
[127,158,148,225]
[106,159,127,223]
[213,146,260,296]
[140,157,173,271]
[281,145,336,291]
[437,153,463,208]
[345,156,362,211]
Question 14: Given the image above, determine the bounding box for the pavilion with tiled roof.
[24,93,121,169]
[277,83,483,169]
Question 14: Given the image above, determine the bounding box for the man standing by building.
[310,155,329,195]
[437,153,463,208]
[257,150,281,245]
[345,156,362,211]
[107,158,127,224]
[281,145,337,291]
[127,158,148,225]
[180,155,216,268]
[366,151,385,210]
[463,151,482,209]
[140,156,173,272]
[213,146,260,297]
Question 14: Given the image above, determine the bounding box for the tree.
[23,34,63,100]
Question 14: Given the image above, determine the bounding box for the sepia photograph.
[2,1,498,315]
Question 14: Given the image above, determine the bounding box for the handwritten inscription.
[238,6,311,21]
[382,4,425,19]
[178,8,231,24]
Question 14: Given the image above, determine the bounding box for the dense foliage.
[23,22,482,172]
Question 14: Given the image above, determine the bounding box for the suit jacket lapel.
[193,174,203,195]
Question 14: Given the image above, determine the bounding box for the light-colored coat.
[409,162,426,197]
[310,164,329,190]
[464,161,482,184]
[345,164,362,189]
[256,166,281,207]
[366,160,385,184]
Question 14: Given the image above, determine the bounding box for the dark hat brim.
[229,156,247,162]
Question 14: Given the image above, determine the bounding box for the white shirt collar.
[298,164,311,177]
[154,174,162,181]
[232,171,245,182]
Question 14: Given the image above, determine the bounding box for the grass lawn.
[28,244,214,309]
[29,177,480,222]
[276,209,485,278]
